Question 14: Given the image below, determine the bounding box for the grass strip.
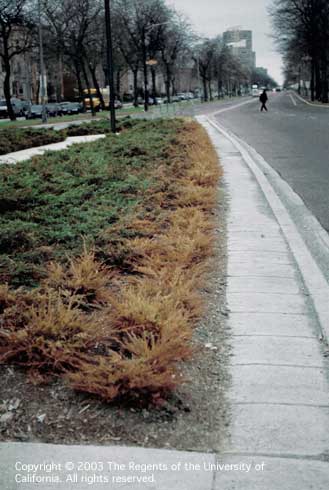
[0,119,221,404]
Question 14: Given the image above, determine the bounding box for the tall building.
[223,29,256,74]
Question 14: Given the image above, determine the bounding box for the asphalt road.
[214,92,329,233]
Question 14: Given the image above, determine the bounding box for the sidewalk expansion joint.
[231,402,329,409]
[229,292,302,297]
[227,274,299,279]
[227,274,301,280]
[218,451,329,463]
[228,311,309,317]
[230,310,308,315]
[232,334,317,339]
[232,363,325,369]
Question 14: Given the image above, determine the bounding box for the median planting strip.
[0,119,220,407]
[0,135,106,164]
[0,120,130,157]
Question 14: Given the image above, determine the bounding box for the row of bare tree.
[1,0,253,120]
[270,0,329,102]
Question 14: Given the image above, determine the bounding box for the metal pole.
[38,0,47,123]
[142,28,149,112]
[104,0,116,133]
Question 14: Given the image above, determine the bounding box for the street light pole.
[104,0,116,133]
[142,27,149,112]
[38,0,47,124]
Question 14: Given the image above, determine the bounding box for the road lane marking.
[288,94,297,106]
[209,97,258,116]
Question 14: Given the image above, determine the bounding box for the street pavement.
[0,97,329,489]
[214,91,329,234]
[212,90,329,296]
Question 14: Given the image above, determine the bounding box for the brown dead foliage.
[0,121,221,404]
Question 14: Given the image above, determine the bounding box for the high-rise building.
[223,29,256,74]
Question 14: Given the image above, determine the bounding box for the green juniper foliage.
[0,119,184,287]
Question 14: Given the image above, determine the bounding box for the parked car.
[60,101,83,115]
[122,93,134,103]
[0,100,8,118]
[137,97,154,106]
[114,99,123,109]
[46,103,62,117]
[59,102,83,115]
[25,104,44,119]
[11,98,27,116]
[0,98,30,118]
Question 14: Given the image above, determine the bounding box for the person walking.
[259,89,268,112]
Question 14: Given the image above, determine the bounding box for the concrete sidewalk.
[199,115,329,488]
[1,116,329,489]
[0,134,105,164]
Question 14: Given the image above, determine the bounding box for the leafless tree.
[43,0,103,112]
[270,0,329,102]
[193,38,220,101]
[158,13,192,103]
[0,0,34,120]
[113,0,171,110]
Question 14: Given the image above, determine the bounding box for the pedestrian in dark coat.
[259,90,268,111]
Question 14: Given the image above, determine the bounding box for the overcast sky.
[169,0,283,84]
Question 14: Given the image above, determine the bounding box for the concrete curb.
[206,116,329,344]
[293,91,329,108]
[0,135,106,164]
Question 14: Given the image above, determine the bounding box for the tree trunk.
[171,76,176,96]
[81,61,95,116]
[202,76,208,101]
[4,65,16,120]
[310,58,315,101]
[315,59,321,100]
[133,68,139,107]
[165,65,171,103]
[208,80,213,100]
[321,61,328,103]
[74,61,85,110]
[90,65,105,110]
[116,69,121,98]
[217,78,222,99]
[58,52,64,101]
[151,67,157,102]
[2,35,16,121]
[142,30,149,111]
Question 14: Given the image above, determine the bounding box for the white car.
[0,100,8,118]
